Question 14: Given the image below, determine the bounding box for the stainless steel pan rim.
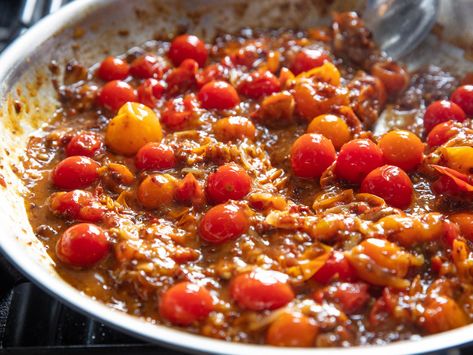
[0,1,472,354]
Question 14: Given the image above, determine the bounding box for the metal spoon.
[363,0,439,59]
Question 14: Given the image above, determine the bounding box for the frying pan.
[0,0,472,354]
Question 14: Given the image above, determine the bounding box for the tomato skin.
[360,165,413,209]
[49,190,105,222]
[291,133,336,179]
[423,100,466,134]
[324,282,370,314]
[427,121,459,147]
[97,80,137,112]
[175,173,205,206]
[230,269,294,311]
[165,59,198,95]
[159,282,213,326]
[198,81,240,110]
[238,71,281,99]
[266,312,318,347]
[161,95,197,130]
[313,251,357,284]
[66,132,102,157]
[378,130,424,172]
[96,56,129,81]
[206,164,251,204]
[291,48,330,75]
[135,142,176,171]
[137,78,165,107]
[52,156,99,190]
[56,223,109,267]
[169,34,208,68]
[199,204,249,244]
[451,85,473,116]
[334,139,384,184]
[129,54,165,79]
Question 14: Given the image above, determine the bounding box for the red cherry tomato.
[313,251,357,284]
[378,130,424,172]
[360,165,413,209]
[199,204,248,244]
[196,63,226,87]
[137,78,165,107]
[423,100,466,134]
[334,139,384,184]
[238,71,281,99]
[129,54,165,79]
[161,95,197,130]
[49,190,105,222]
[322,282,370,314]
[175,173,205,206]
[291,48,330,75]
[230,269,295,311]
[135,142,176,171]
[97,80,137,112]
[206,164,251,204]
[52,156,99,190]
[291,133,336,179]
[169,34,208,68]
[451,85,473,116]
[427,121,459,147]
[198,81,240,110]
[56,223,110,267]
[165,59,198,95]
[66,132,102,157]
[96,56,129,81]
[159,282,213,326]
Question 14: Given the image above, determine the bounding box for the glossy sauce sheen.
[20,12,473,347]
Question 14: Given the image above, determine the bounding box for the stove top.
[0,1,470,355]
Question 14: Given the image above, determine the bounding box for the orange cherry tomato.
[49,190,105,222]
[230,269,294,311]
[238,71,281,99]
[96,56,129,81]
[52,156,99,190]
[360,165,413,209]
[213,116,256,142]
[451,85,473,116]
[135,142,176,171]
[378,130,424,172]
[168,34,208,68]
[307,114,351,150]
[206,164,251,204]
[137,174,176,209]
[291,48,330,75]
[97,80,137,112]
[198,81,240,110]
[334,139,384,184]
[159,282,213,326]
[199,204,248,244]
[423,100,466,134]
[291,133,336,179]
[450,212,473,242]
[371,61,409,96]
[66,132,102,157]
[56,223,109,267]
[266,312,318,347]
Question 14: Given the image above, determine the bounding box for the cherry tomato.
[291,48,330,75]
[137,174,176,209]
[161,95,197,130]
[307,114,351,150]
[96,56,129,81]
[49,190,105,222]
[230,269,294,311]
[238,71,281,99]
[334,139,384,184]
[169,34,208,68]
[199,204,248,244]
[213,116,256,142]
[206,164,251,204]
[378,130,424,172]
[291,133,336,179]
[313,251,357,284]
[66,132,102,157]
[135,142,176,171]
[198,81,240,110]
[175,173,205,206]
[97,80,137,112]
[196,63,226,87]
[360,165,413,209]
[137,78,165,107]
[129,54,165,79]
[451,85,473,116]
[56,223,109,267]
[266,312,318,347]
[371,61,409,96]
[427,121,459,147]
[165,59,198,95]
[423,100,466,134]
[450,212,473,242]
[324,282,370,314]
[159,282,213,326]
[52,156,99,190]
